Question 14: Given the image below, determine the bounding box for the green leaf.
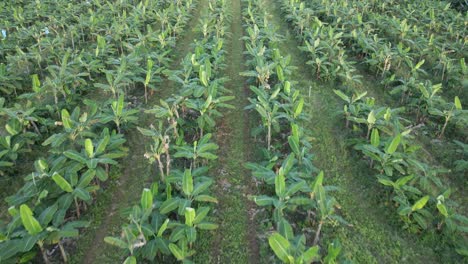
[193,207,210,224]
[370,128,380,147]
[386,134,401,154]
[288,136,300,155]
[182,169,193,196]
[116,94,124,116]
[61,109,72,129]
[141,188,153,210]
[275,171,286,197]
[38,204,58,226]
[185,207,195,227]
[277,65,285,82]
[169,243,184,260]
[20,204,43,235]
[32,74,41,93]
[278,218,294,241]
[367,111,376,125]
[74,188,91,201]
[160,198,179,214]
[193,195,218,203]
[454,96,462,110]
[378,177,395,188]
[157,219,170,237]
[268,232,291,263]
[85,139,94,158]
[294,98,304,118]
[302,246,320,262]
[52,173,73,192]
[104,237,127,249]
[333,89,350,103]
[253,195,276,206]
[412,195,430,211]
[78,169,96,188]
[96,134,110,155]
[64,151,87,164]
[123,256,136,264]
[395,175,414,187]
[311,171,324,195]
[414,59,425,71]
[437,202,448,217]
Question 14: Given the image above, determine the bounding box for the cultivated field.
[0,0,466,263]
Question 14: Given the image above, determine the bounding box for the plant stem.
[74,197,81,218]
[313,221,323,246]
[58,240,68,263]
[39,242,51,264]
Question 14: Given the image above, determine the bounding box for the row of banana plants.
[309,0,465,85]
[241,1,344,262]
[0,98,135,263]
[0,0,195,178]
[280,0,467,141]
[280,0,466,137]
[103,1,232,263]
[280,0,466,95]
[333,89,468,256]
[279,0,467,258]
[0,0,194,100]
[0,0,198,262]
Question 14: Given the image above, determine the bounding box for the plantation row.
[104,0,231,262]
[0,0,194,176]
[0,0,197,262]
[281,0,466,140]
[280,0,467,258]
[242,0,343,262]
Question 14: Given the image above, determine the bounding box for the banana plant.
[145,99,181,138]
[414,81,442,122]
[0,204,88,263]
[169,207,218,251]
[268,232,319,264]
[333,89,368,128]
[42,106,99,148]
[0,98,42,136]
[143,58,163,104]
[161,167,218,218]
[138,124,171,182]
[100,94,139,133]
[247,85,283,150]
[173,133,218,169]
[63,128,126,185]
[93,64,130,99]
[355,133,408,176]
[309,171,340,246]
[104,187,172,261]
[253,166,309,223]
[429,96,465,139]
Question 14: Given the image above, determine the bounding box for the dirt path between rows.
[199,0,260,262]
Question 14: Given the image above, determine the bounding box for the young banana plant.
[138,123,171,182]
[101,94,139,134]
[268,231,319,264]
[253,166,309,223]
[1,204,88,264]
[43,106,99,148]
[173,133,218,169]
[63,128,126,186]
[429,96,464,139]
[333,89,368,128]
[247,85,283,150]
